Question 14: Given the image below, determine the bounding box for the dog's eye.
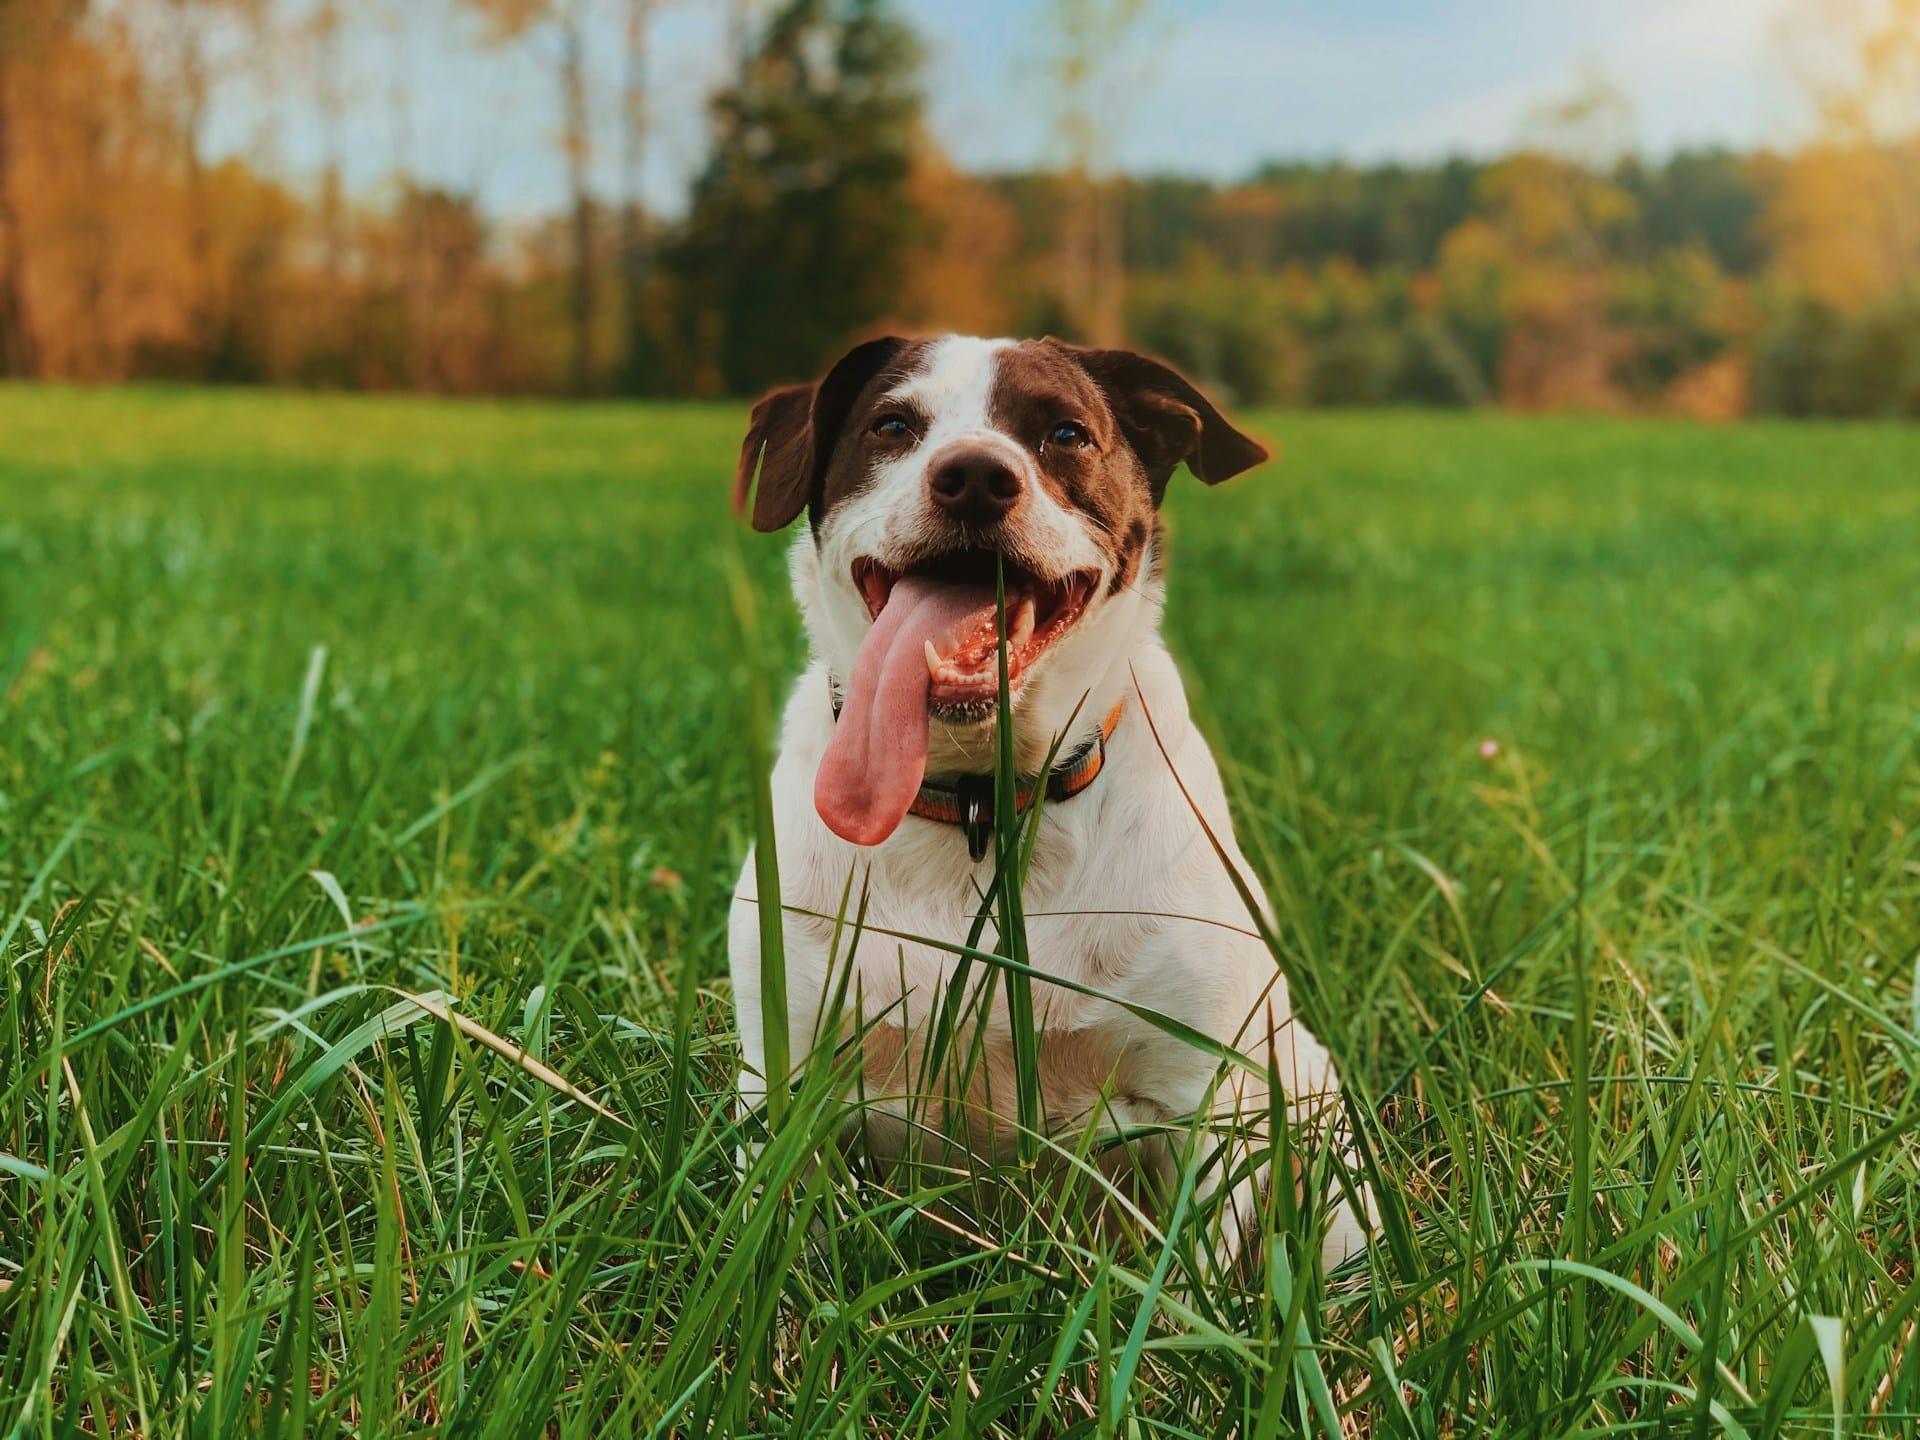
[871,414,913,440]
[1048,421,1091,450]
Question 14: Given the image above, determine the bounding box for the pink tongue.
[816,576,996,845]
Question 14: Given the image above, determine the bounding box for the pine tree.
[668,0,924,395]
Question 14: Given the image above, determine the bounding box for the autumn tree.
[301,0,348,358]
[0,14,32,376]
[895,148,1020,339]
[156,0,258,362]
[0,1,201,381]
[0,0,72,376]
[1771,0,1920,306]
[1045,0,1152,347]
[471,0,602,396]
[666,0,923,395]
[616,0,654,389]
[1445,74,1641,409]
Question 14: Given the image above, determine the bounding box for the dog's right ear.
[733,386,815,532]
[1065,343,1269,496]
[733,336,909,532]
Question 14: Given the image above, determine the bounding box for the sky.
[205,0,1808,221]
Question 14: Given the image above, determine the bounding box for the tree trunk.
[174,4,215,366]
[77,76,110,376]
[386,0,429,389]
[314,0,347,363]
[562,13,594,396]
[1047,0,1143,346]
[619,0,652,390]
[0,46,40,378]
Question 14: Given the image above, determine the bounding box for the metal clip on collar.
[956,774,995,863]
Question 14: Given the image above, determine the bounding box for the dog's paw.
[1318,1180,1377,1284]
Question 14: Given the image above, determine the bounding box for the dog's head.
[735,334,1267,847]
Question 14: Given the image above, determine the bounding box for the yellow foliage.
[1436,217,1513,311]
[1476,152,1635,261]
[1665,355,1751,422]
[893,146,1021,338]
[1767,140,1920,310]
[6,29,194,380]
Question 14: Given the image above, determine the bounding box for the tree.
[160,0,233,362]
[1786,0,1920,139]
[615,0,665,392]
[1621,149,1769,276]
[1771,0,1920,305]
[305,0,348,350]
[0,37,31,376]
[560,10,592,395]
[1044,0,1153,346]
[471,0,602,396]
[1456,74,1642,410]
[0,0,67,377]
[80,0,270,375]
[666,0,924,395]
[895,148,1020,338]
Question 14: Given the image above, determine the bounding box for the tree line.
[2,0,1918,416]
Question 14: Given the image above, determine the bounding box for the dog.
[728,335,1369,1272]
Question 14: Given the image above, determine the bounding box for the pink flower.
[1478,738,1501,760]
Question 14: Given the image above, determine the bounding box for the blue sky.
[207,0,1804,219]
[920,0,1796,171]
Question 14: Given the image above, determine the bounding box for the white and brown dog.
[729,335,1368,1270]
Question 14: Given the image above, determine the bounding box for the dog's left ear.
[1068,345,1269,494]
[734,336,909,531]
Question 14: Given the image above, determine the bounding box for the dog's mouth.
[812,547,1100,849]
[851,549,1099,715]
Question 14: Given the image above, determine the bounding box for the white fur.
[731,337,1370,1273]
[809,337,1119,774]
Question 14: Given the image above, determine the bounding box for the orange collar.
[906,702,1125,861]
[826,693,1126,861]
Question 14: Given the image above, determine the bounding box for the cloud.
[1355,0,1803,161]
[1061,0,1796,175]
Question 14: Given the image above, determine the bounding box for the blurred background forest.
[2,0,1919,416]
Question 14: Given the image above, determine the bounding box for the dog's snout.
[928,447,1022,527]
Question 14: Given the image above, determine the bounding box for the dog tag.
[957,775,994,863]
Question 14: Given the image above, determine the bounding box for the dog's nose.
[928,448,1022,527]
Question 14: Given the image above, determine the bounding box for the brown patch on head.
[988,338,1266,591]
[812,343,943,523]
[732,335,933,532]
[987,339,1157,582]
[1069,343,1271,492]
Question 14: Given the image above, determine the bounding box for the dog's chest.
[775,825,1169,1151]
[789,806,1170,1026]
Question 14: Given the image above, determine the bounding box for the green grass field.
[3,386,1918,1436]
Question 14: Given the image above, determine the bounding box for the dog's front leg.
[1157,1030,1371,1281]
[1167,1066,1272,1282]
[728,871,774,1175]
[729,867,854,1211]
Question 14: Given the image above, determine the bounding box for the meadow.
[2,385,1917,1436]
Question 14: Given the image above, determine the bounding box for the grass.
[2,384,1918,1436]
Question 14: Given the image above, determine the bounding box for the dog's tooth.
[924,640,943,677]
[1010,598,1036,648]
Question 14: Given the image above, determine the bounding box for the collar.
[829,692,1125,862]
